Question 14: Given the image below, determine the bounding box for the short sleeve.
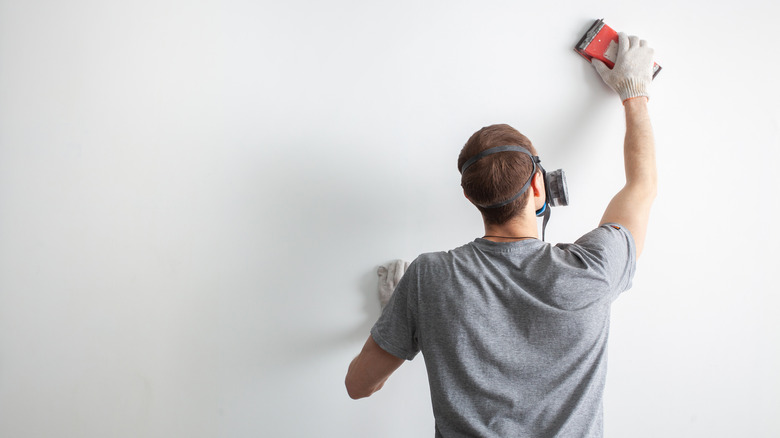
[567,223,637,297]
[370,260,420,361]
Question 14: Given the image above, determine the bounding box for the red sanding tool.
[575,19,661,78]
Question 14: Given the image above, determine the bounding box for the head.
[458,124,544,225]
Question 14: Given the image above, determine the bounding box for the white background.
[1,0,778,437]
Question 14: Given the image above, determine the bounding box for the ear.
[531,171,546,210]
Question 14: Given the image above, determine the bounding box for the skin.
[484,97,656,257]
[345,336,404,400]
[599,97,656,257]
[344,97,657,399]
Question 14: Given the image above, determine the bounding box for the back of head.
[458,124,539,225]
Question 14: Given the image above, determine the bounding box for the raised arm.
[593,33,657,257]
[599,98,656,256]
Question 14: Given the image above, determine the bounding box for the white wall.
[1,0,778,436]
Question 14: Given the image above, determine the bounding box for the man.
[346,33,657,437]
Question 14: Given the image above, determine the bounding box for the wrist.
[623,95,649,107]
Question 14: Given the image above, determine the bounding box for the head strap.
[460,145,540,209]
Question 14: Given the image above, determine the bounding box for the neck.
[483,215,538,242]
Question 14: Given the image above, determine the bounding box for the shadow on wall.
[255,266,381,372]
[354,266,385,342]
[245,137,400,371]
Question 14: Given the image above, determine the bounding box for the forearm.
[623,98,657,194]
[345,336,404,400]
[599,98,657,256]
[346,355,386,399]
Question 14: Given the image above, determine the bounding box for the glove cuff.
[615,77,650,102]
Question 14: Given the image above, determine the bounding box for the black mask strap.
[462,145,555,241]
[460,146,539,209]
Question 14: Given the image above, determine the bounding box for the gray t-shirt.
[371,224,636,438]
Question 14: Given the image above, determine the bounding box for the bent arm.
[345,335,405,399]
[600,97,657,257]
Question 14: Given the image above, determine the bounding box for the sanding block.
[575,19,661,78]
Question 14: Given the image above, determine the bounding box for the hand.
[377,260,409,309]
[592,33,655,103]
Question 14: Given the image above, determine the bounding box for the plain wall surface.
[1,0,778,436]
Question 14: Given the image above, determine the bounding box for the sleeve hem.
[370,326,417,361]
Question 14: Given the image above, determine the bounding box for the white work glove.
[592,32,654,103]
[377,260,410,309]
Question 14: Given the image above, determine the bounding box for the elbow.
[345,377,371,400]
[624,180,657,202]
[346,387,367,400]
[645,185,658,203]
[647,180,658,199]
[345,371,387,400]
[638,172,658,196]
[345,381,372,400]
[345,376,362,399]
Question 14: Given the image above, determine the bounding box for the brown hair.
[457,124,539,225]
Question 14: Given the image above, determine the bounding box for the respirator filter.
[544,169,569,208]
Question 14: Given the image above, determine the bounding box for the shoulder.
[577,223,635,248]
[550,223,637,295]
[403,242,483,284]
[414,241,479,268]
[567,224,634,262]
[555,223,633,254]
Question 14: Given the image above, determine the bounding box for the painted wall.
[1,0,778,436]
